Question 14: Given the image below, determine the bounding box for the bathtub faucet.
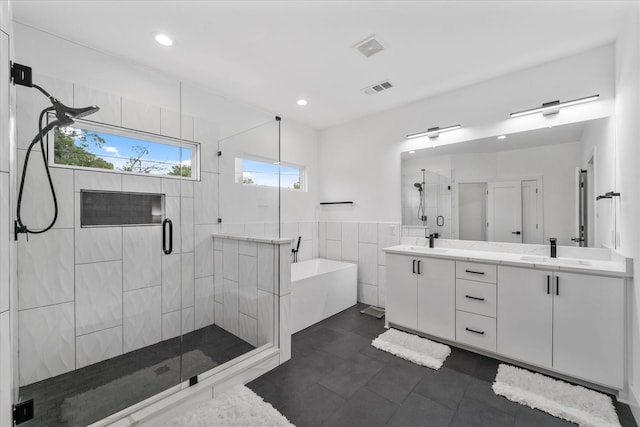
[291,236,302,263]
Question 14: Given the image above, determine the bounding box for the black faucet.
[549,238,557,258]
[291,236,301,263]
[429,233,439,248]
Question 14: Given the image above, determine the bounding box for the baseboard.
[629,384,640,425]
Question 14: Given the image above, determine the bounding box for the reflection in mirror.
[401,117,616,248]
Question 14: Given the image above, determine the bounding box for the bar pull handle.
[465,327,485,335]
[465,295,485,301]
[465,270,485,275]
[412,259,416,274]
[512,231,521,235]
[163,218,173,255]
[547,275,550,295]
[556,276,559,296]
[417,260,421,275]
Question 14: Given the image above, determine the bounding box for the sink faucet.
[549,238,557,258]
[429,233,439,248]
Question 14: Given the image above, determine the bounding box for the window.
[50,120,199,179]
[236,157,304,190]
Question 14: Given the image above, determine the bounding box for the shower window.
[49,118,199,179]
[235,156,304,190]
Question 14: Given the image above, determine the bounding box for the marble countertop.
[212,233,294,245]
[383,244,632,278]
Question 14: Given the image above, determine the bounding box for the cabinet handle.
[417,260,421,275]
[556,276,559,296]
[413,259,416,274]
[465,295,485,301]
[162,218,173,255]
[465,269,485,275]
[547,275,550,295]
[465,327,485,335]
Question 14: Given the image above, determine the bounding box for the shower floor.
[19,324,254,427]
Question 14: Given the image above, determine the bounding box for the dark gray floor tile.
[464,377,521,416]
[451,396,516,427]
[294,326,346,354]
[616,399,639,427]
[319,352,385,398]
[366,357,427,404]
[385,392,454,427]
[359,344,398,365]
[322,388,398,427]
[351,318,387,340]
[514,405,576,427]
[444,346,480,376]
[413,366,472,410]
[320,329,371,360]
[472,354,501,382]
[275,383,346,427]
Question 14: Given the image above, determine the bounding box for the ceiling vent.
[362,80,393,95]
[354,35,385,58]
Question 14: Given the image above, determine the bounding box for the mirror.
[401,117,616,247]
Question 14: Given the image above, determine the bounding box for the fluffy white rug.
[493,364,621,427]
[163,385,294,427]
[371,328,450,369]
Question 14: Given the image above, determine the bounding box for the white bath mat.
[371,328,450,369]
[163,385,294,427]
[492,364,621,427]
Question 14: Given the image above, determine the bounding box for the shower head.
[414,182,423,191]
[52,99,99,124]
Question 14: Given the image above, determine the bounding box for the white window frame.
[47,116,201,181]
[236,154,306,191]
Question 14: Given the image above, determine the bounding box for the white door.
[521,180,542,244]
[497,267,552,368]
[417,258,455,340]
[458,183,487,241]
[488,181,522,243]
[552,273,624,388]
[385,254,418,330]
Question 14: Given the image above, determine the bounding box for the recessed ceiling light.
[497,135,506,140]
[409,150,415,154]
[155,33,173,46]
[297,99,308,106]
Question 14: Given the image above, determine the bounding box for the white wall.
[318,44,615,223]
[614,1,640,417]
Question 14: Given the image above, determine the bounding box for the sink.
[408,246,449,254]
[519,255,591,266]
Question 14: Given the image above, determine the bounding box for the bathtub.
[291,258,358,333]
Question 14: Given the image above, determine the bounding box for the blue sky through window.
[242,159,302,189]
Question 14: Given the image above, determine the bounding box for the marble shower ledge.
[211,233,294,245]
[383,242,632,278]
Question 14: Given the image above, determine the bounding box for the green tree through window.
[54,128,114,169]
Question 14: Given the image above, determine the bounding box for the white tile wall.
[359,223,378,244]
[279,293,291,364]
[19,302,75,386]
[194,225,215,278]
[121,175,162,194]
[75,260,123,336]
[214,250,223,303]
[194,276,214,329]
[239,313,258,347]
[257,290,275,347]
[279,244,291,296]
[238,255,258,318]
[181,115,194,142]
[358,243,378,286]
[326,240,341,261]
[244,223,265,237]
[257,243,275,293]
[123,286,161,353]
[181,252,195,309]
[123,226,162,291]
[181,179,194,198]
[76,326,123,369]
[160,108,180,139]
[121,97,161,134]
[0,312,11,423]
[222,239,239,281]
[0,174,7,313]
[326,222,341,240]
[18,229,74,310]
[181,307,195,334]
[358,283,378,306]
[74,170,122,192]
[74,84,122,126]
[162,310,181,340]
[75,226,122,264]
[162,178,181,197]
[239,240,258,257]
[214,302,224,326]
[194,172,218,225]
[341,223,359,262]
[223,278,239,335]
[181,197,195,253]
[162,254,181,313]
[165,196,182,254]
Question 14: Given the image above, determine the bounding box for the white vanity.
[383,241,632,390]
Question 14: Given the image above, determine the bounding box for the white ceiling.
[11,1,630,130]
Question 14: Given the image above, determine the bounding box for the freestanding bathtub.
[291,258,357,333]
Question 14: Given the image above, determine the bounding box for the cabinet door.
[553,273,624,388]
[497,266,552,368]
[385,254,417,330]
[417,258,455,340]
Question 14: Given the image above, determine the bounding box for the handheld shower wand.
[14,81,99,239]
[415,169,427,224]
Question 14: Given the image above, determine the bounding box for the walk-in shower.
[415,169,427,224]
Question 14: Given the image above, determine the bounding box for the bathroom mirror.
[401,117,616,247]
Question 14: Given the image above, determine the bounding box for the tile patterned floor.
[249,303,638,427]
[20,324,254,427]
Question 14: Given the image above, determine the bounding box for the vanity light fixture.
[406,124,461,139]
[510,94,599,118]
[154,33,173,46]
[297,99,308,106]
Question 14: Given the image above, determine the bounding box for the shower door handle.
[163,218,173,255]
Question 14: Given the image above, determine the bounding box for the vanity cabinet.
[498,266,624,388]
[386,254,455,340]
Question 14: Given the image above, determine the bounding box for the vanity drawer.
[456,261,497,283]
[456,279,496,318]
[456,310,496,352]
